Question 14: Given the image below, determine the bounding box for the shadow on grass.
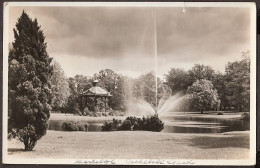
[187,135,249,149]
[8,148,25,155]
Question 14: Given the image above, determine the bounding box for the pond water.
[48,113,249,134]
[160,115,249,133]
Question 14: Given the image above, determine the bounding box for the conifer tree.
[8,11,53,151]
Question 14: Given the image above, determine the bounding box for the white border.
[2,2,257,166]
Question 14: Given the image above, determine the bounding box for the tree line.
[165,53,250,112]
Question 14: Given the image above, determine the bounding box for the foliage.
[144,115,164,132]
[119,120,132,130]
[187,79,220,113]
[102,115,164,132]
[94,69,126,111]
[66,76,92,113]
[8,11,52,150]
[62,121,88,131]
[212,73,229,110]
[133,72,158,108]
[225,51,250,112]
[188,64,215,82]
[165,68,192,94]
[50,61,70,110]
[101,119,122,131]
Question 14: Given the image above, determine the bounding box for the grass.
[7,130,249,160]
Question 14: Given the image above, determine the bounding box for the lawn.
[7,130,249,160]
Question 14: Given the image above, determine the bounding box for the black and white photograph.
[2,2,257,166]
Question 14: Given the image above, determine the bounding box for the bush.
[119,120,132,130]
[217,112,224,115]
[62,121,88,131]
[241,112,250,121]
[145,115,164,132]
[101,119,122,131]
[102,115,164,132]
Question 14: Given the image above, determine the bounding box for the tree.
[212,73,229,110]
[133,72,158,108]
[187,79,220,113]
[8,11,53,150]
[225,51,250,111]
[188,64,215,82]
[66,75,92,114]
[165,68,192,94]
[50,61,70,111]
[94,69,121,110]
[109,75,128,111]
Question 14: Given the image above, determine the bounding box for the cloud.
[8,6,251,78]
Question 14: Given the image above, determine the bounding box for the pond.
[48,113,249,134]
[160,115,250,133]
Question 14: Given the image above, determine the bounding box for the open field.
[7,130,249,160]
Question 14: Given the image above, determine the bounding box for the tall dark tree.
[8,11,53,150]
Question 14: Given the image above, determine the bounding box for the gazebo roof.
[81,86,112,97]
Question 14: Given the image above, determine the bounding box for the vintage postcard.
[2,2,256,166]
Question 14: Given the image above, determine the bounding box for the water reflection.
[161,115,250,133]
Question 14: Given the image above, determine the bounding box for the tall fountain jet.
[153,9,158,114]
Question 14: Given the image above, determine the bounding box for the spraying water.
[125,9,187,117]
[125,91,187,117]
[153,9,158,114]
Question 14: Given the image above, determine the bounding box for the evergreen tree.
[8,11,53,150]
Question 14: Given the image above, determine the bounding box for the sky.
[8,6,251,79]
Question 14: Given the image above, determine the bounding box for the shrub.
[62,121,88,131]
[145,115,164,132]
[217,112,224,115]
[241,112,250,121]
[101,119,122,131]
[102,115,164,132]
[119,120,132,130]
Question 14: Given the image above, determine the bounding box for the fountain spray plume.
[152,8,158,115]
[157,92,187,116]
